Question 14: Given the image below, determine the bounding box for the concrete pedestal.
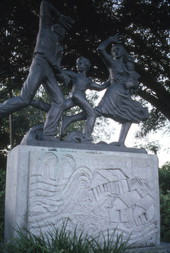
[5,145,160,248]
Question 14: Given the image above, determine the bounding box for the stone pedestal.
[5,145,160,247]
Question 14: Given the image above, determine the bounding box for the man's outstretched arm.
[40,0,74,29]
[39,0,61,26]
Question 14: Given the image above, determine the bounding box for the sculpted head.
[76,57,91,72]
[111,44,129,61]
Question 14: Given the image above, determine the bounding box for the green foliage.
[159,162,170,194]
[135,140,161,154]
[0,169,6,241]
[0,99,46,167]
[159,162,170,242]
[137,109,167,137]
[160,192,170,242]
[62,105,85,136]
[0,223,131,253]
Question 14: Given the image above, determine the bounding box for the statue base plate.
[22,138,147,153]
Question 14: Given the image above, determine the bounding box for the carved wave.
[28,155,158,246]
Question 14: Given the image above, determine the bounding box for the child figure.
[124,59,140,93]
[61,56,110,140]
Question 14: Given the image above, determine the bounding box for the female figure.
[61,35,149,146]
[95,34,149,146]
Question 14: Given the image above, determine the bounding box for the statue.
[59,56,110,141]
[0,0,74,141]
[0,0,149,148]
[61,34,149,146]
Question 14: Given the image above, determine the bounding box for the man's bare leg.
[60,112,86,136]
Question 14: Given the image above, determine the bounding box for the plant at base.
[1,222,131,253]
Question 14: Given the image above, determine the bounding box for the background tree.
[159,162,170,242]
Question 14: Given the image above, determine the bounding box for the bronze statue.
[59,56,110,140]
[0,0,74,141]
[61,35,149,146]
[0,0,148,147]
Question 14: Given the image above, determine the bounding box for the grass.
[0,221,131,253]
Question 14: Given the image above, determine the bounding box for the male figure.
[0,1,74,141]
[60,56,110,139]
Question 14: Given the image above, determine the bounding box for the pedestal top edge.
[10,143,158,161]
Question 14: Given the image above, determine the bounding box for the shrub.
[159,162,170,242]
[0,222,131,253]
[159,162,170,194]
[0,169,6,242]
[160,191,170,242]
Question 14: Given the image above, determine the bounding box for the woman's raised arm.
[97,34,121,67]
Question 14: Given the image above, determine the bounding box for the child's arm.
[40,1,74,29]
[56,70,76,86]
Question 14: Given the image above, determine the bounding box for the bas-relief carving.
[28,150,159,247]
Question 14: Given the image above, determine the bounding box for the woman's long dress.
[95,62,149,124]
